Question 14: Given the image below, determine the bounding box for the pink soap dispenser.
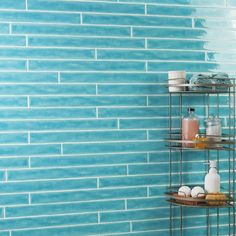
[182,108,199,147]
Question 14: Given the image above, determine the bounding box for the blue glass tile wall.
[0,0,234,235]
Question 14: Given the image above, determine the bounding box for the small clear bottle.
[182,108,200,148]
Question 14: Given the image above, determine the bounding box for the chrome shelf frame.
[167,79,236,236]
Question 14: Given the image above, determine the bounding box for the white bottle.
[204,160,220,193]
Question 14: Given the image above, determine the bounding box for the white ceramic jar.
[168,71,186,92]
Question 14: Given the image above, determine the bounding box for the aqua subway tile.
[0,171,5,181]
[148,61,219,72]
[29,0,144,14]
[127,197,166,209]
[29,60,145,72]
[6,200,125,217]
[0,48,94,59]
[30,153,147,168]
[0,97,27,107]
[0,36,25,46]
[99,107,168,118]
[0,133,27,144]
[60,72,167,83]
[100,175,166,188]
[136,118,170,130]
[28,36,145,49]
[0,0,25,9]
[30,130,146,143]
[63,141,163,155]
[0,60,26,71]
[0,11,80,24]
[0,119,117,131]
[97,49,205,61]
[0,213,97,231]
[148,5,196,16]
[31,187,147,204]
[0,24,9,34]
[104,231,167,236]
[0,209,3,218]
[30,96,147,107]
[0,108,96,119]
[98,85,166,95]
[147,39,206,50]
[8,166,127,181]
[119,118,171,129]
[0,72,57,83]
[121,0,224,6]
[12,222,130,236]
[0,85,95,95]
[0,144,60,156]
[0,157,28,168]
[132,219,170,232]
[83,14,192,27]
[0,179,96,194]
[133,27,205,39]
[129,163,168,175]
[148,130,171,140]
[101,208,166,222]
[12,24,130,37]
[149,152,173,163]
[0,232,9,236]
[147,5,230,17]
[0,157,29,169]
[148,95,170,106]
[0,194,28,206]
[149,151,204,163]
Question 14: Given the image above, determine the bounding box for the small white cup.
[168,71,186,80]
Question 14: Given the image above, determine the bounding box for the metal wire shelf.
[165,186,234,208]
[167,200,233,208]
[166,145,234,151]
[166,136,234,151]
[167,78,235,235]
[167,83,234,94]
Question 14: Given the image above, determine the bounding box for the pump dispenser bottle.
[204,160,220,193]
[182,107,199,147]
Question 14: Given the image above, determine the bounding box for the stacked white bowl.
[168,71,186,92]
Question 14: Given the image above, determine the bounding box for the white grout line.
[2,207,5,218]
[28,157,31,168]
[28,193,31,204]
[94,48,98,60]
[9,23,12,34]
[130,26,133,37]
[25,0,28,10]
[60,144,63,155]
[144,4,147,15]
[27,131,30,144]
[191,17,195,28]
[4,170,7,182]
[57,72,61,84]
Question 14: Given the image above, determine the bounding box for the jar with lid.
[205,116,221,147]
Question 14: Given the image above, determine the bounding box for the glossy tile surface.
[0,0,235,235]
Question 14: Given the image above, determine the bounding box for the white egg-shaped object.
[191,186,205,198]
[178,186,191,197]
